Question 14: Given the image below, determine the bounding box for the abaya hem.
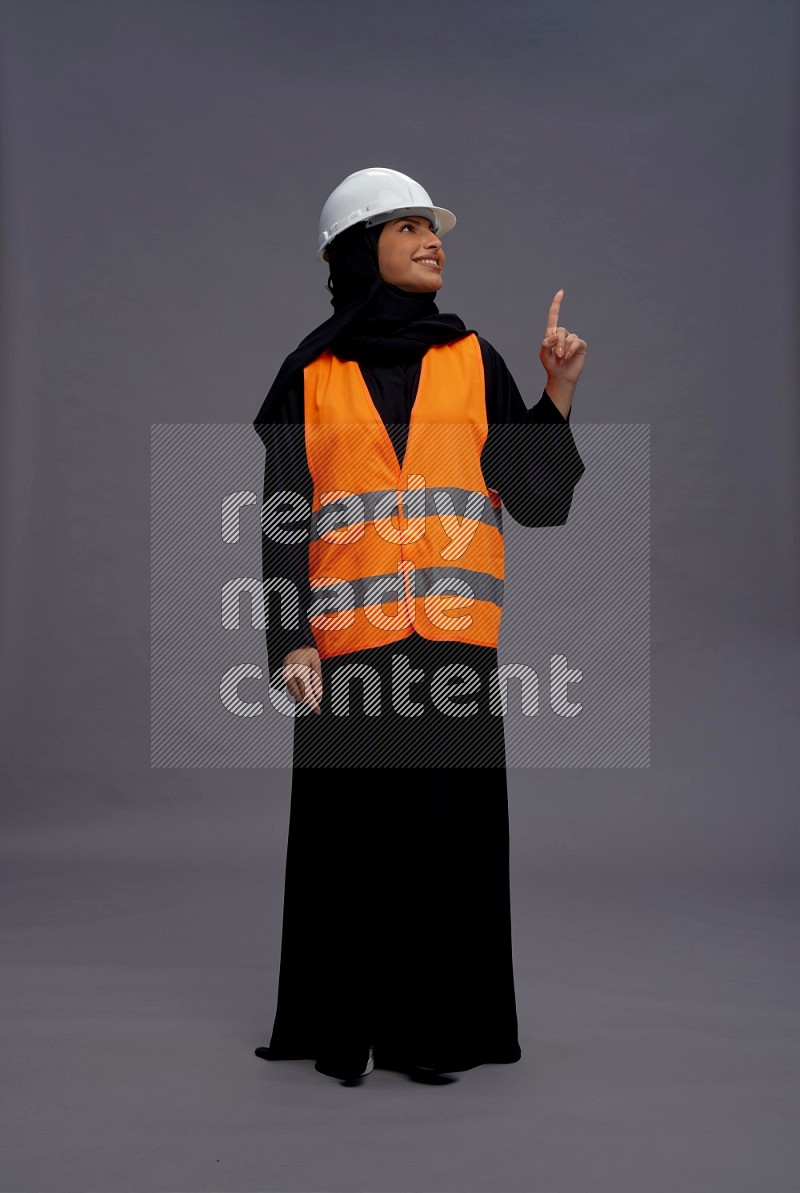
[257,1043,522,1078]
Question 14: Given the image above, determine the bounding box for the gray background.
[1,1,798,1190]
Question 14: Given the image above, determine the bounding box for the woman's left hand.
[539,289,588,387]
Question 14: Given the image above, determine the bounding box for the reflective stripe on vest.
[303,334,504,658]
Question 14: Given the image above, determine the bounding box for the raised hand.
[539,288,588,387]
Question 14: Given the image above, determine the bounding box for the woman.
[253,167,587,1084]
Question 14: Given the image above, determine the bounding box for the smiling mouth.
[414,258,441,268]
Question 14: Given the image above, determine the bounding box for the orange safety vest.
[303,333,504,659]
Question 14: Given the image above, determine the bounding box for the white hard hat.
[317,166,456,262]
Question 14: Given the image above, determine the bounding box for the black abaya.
[256,336,584,1079]
[268,636,520,1078]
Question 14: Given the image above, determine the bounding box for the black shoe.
[372,1050,458,1084]
[407,1066,458,1085]
[315,1046,374,1083]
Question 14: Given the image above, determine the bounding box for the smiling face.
[376,216,445,293]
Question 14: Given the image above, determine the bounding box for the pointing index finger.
[546,288,564,337]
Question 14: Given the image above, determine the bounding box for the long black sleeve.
[256,376,317,681]
[478,337,586,526]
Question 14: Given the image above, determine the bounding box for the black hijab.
[254,222,473,428]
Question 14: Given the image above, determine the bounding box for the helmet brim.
[318,206,457,263]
